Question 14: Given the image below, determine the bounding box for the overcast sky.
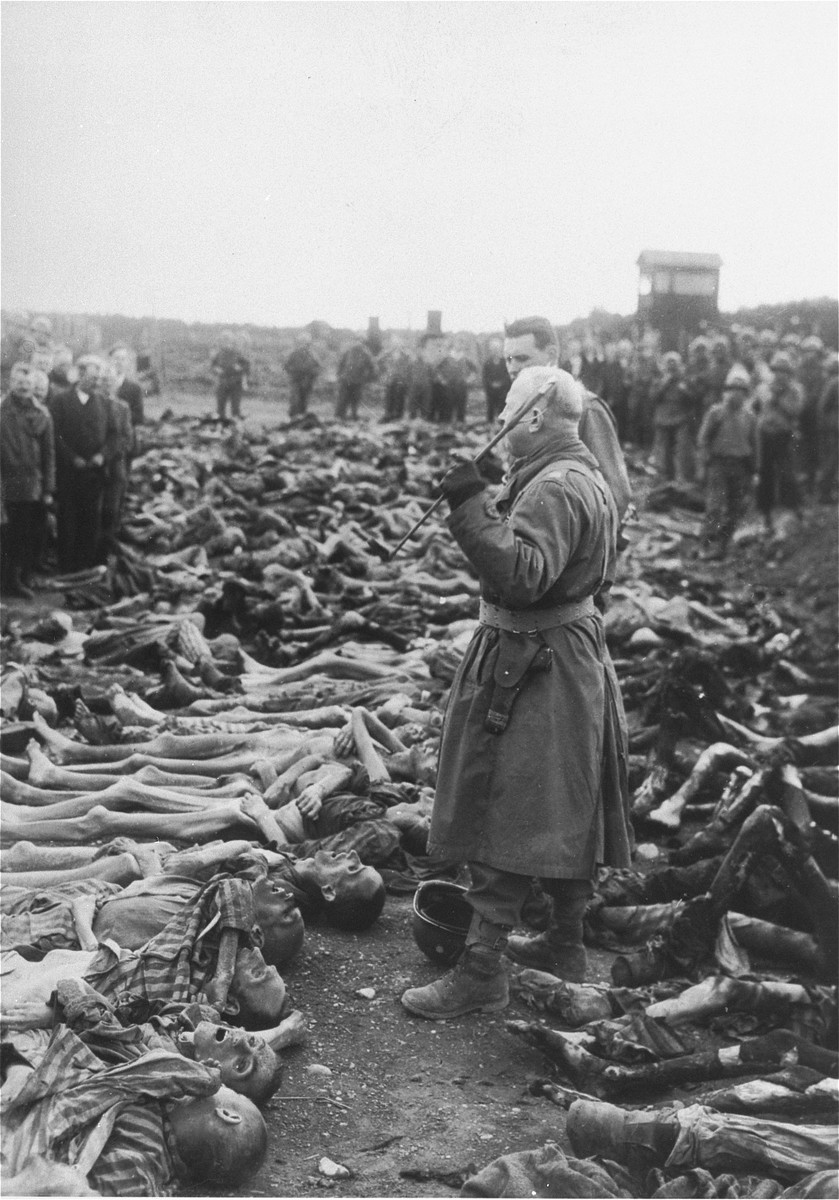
[2,1,837,331]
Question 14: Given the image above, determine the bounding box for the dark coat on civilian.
[0,393,55,504]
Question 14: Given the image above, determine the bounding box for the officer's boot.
[401,915,510,1021]
[505,880,591,982]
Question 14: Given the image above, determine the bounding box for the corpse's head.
[295,849,386,930]
[497,365,583,459]
[168,1085,267,1184]
[179,1021,280,1103]
[502,317,558,381]
[251,878,305,967]
[228,944,288,1030]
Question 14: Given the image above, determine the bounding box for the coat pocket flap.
[492,633,546,690]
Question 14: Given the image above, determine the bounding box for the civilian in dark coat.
[51,356,114,571]
[0,363,55,596]
[109,345,145,436]
[99,365,135,553]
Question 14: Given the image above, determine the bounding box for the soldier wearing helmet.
[816,352,838,503]
[707,337,733,408]
[797,336,827,495]
[650,351,692,483]
[754,351,805,534]
[684,337,713,468]
[696,365,757,560]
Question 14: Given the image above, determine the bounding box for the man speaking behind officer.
[401,365,632,1021]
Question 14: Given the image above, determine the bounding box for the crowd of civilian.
[0,318,144,598]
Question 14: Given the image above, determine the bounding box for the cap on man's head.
[801,335,824,352]
[758,329,778,347]
[724,365,751,392]
[770,351,795,374]
[662,351,683,367]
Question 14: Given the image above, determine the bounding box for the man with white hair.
[401,365,632,1021]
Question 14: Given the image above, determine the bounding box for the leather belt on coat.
[478,596,597,735]
[478,595,596,634]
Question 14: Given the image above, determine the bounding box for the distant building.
[637,250,722,350]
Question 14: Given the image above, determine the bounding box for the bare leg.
[32,711,302,764]
[25,741,123,792]
[1,842,99,871]
[2,799,263,845]
[2,771,86,806]
[0,853,143,890]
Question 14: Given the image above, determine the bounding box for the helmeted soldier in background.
[755,351,805,533]
[797,335,826,496]
[283,333,321,418]
[335,338,375,421]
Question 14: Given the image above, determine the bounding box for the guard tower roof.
[637,250,722,270]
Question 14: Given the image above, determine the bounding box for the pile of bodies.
[1,412,837,1197]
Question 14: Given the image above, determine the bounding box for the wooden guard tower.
[637,250,722,350]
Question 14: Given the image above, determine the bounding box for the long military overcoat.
[427,436,633,878]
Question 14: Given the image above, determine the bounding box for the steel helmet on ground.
[411,880,471,967]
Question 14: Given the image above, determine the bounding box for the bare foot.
[92,838,163,877]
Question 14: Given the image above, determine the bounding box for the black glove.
[437,461,487,510]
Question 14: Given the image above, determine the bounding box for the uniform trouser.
[797,407,819,490]
[384,380,407,421]
[289,378,314,418]
[702,457,752,548]
[652,422,692,482]
[450,382,467,423]
[756,430,800,520]
[466,861,593,949]
[816,425,838,501]
[2,501,43,581]
[336,381,363,420]
[56,468,105,572]
[628,387,653,448]
[216,383,243,420]
[485,391,506,423]
[429,382,452,423]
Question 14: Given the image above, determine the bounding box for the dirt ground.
[220,902,609,1200]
